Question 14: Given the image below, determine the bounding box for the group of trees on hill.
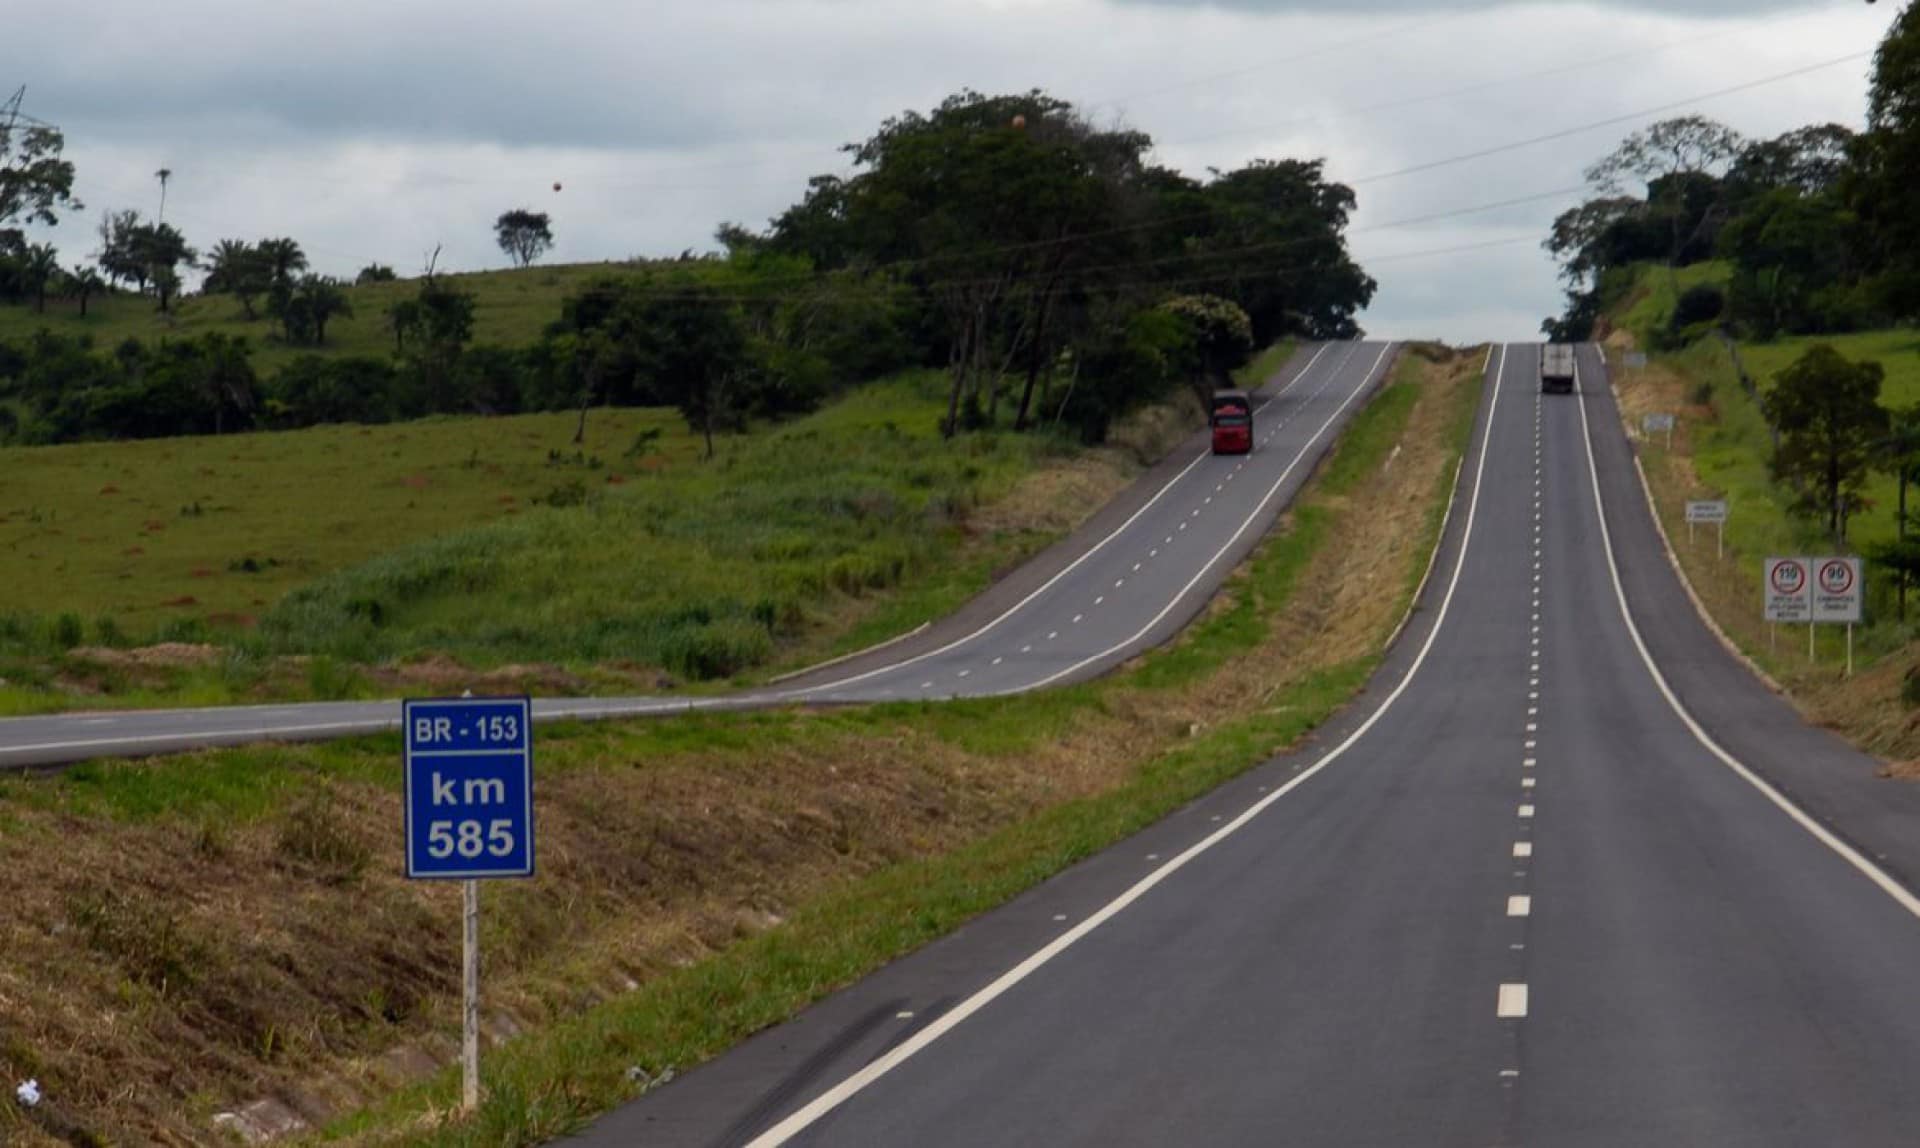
[0,86,1373,450]
[1545,6,1920,344]
[754,89,1372,438]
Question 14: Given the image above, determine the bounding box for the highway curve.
[0,341,1395,769]
[576,345,1920,1147]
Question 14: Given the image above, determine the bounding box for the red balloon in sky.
[552,181,563,192]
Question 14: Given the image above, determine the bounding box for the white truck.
[1540,344,1576,394]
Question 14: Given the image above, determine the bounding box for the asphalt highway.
[0,341,1394,769]
[579,345,1920,1147]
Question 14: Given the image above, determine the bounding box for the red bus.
[1210,389,1253,454]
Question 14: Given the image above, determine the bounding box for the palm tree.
[69,264,105,317]
[23,243,60,313]
[204,238,264,318]
[155,167,173,223]
[257,237,307,286]
[297,275,352,345]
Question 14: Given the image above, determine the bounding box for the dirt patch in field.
[67,642,221,669]
[0,353,1476,1145]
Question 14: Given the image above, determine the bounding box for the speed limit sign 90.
[1812,557,1862,623]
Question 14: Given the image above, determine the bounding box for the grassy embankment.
[0,346,1483,1145]
[0,263,624,374]
[0,345,1295,713]
[1602,261,1920,765]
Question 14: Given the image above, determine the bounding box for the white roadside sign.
[1686,500,1728,524]
[1624,351,1649,369]
[1765,557,1811,622]
[1812,556,1863,623]
[1643,413,1676,433]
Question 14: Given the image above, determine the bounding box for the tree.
[154,167,172,222]
[202,238,268,318]
[494,209,553,268]
[1587,115,1744,285]
[1765,343,1889,544]
[620,286,750,458]
[132,222,195,312]
[95,209,146,291]
[1543,196,1643,287]
[67,263,103,317]
[1848,3,1920,316]
[356,262,396,284]
[296,275,352,345]
[1159,294,1252,396]
[256,237,307,286]
[22,242,58,312]
[0,90,80,231]
[1870,407,1920,620]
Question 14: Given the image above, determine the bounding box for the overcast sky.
[7,0,1898,342]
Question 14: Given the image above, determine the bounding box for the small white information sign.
[1686,500,1728,524]
[1643,413,1676,433]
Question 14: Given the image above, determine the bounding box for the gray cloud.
[12,0,1896,342]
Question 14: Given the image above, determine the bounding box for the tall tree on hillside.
[95,209,147,291]
[257,237,308,286]
[1587,115,1744,287]
[296,275,352,345]
[22,242,58,312]
[133,221,195,312]
[622,285,750,458]
[203,238,268,318]
[1869,407,1920,621]
[154,167,172,222]
[1765,343,1889,544]
[494,209,553,267]
[0,88,80,231]
[67,263,103,317]
[1848,1,1920,316]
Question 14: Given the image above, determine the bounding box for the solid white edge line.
[742,343,1511,1147]
[1572,349,1920,922]
[1007,342,1396,695]
[771,343,1341,699]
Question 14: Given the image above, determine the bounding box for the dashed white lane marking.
[896,1011,915,1020]
[1047,631,1058,641]
[1190,509,1201,518]
[1523,757,1537,768]
[1205,496,1213,505]
[1522,778,1536,789]
[738,344,1425,1145]
[1132,562,1141,572]
[1513,842,1533,858]
[1179,522,1189,531]
[920,681,933,689]
[1527,706,1538,716]
[1507,896,1532,917]
[1095,597,1105,606]
[1146,853,1159,860]
[1498,984,1530,1018]
[1021,645,1032,654]
[958,670,971,678]
[1165,536,1173,545]
[1115,579,1125,588]
[1519,804,1536,818]
[1150,549,1160,558]
[1500,1069,1521,1079]
[1072,614,1083,625]
[1052,914,1067,922]
[80,717,118,725]
[1525,723,1537,733]
[992,657,1004,666]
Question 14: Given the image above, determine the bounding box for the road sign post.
[1644,412,1675,450]
[1765,557,1812,662]
[404,696,535,1114]
[1812,556,1864,676]
[1686,499,1728,559]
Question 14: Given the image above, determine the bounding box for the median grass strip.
[0,345,1479,1146]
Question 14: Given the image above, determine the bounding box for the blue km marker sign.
[404,697,534,879]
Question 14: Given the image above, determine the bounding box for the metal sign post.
[1811,557,1864,677]
[1644,412,1676,450]
[1687,500,1727,560]
[1765,557,1812,664]
[404,696,536,1115]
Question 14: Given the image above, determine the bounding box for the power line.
[1351,48,1874,186]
